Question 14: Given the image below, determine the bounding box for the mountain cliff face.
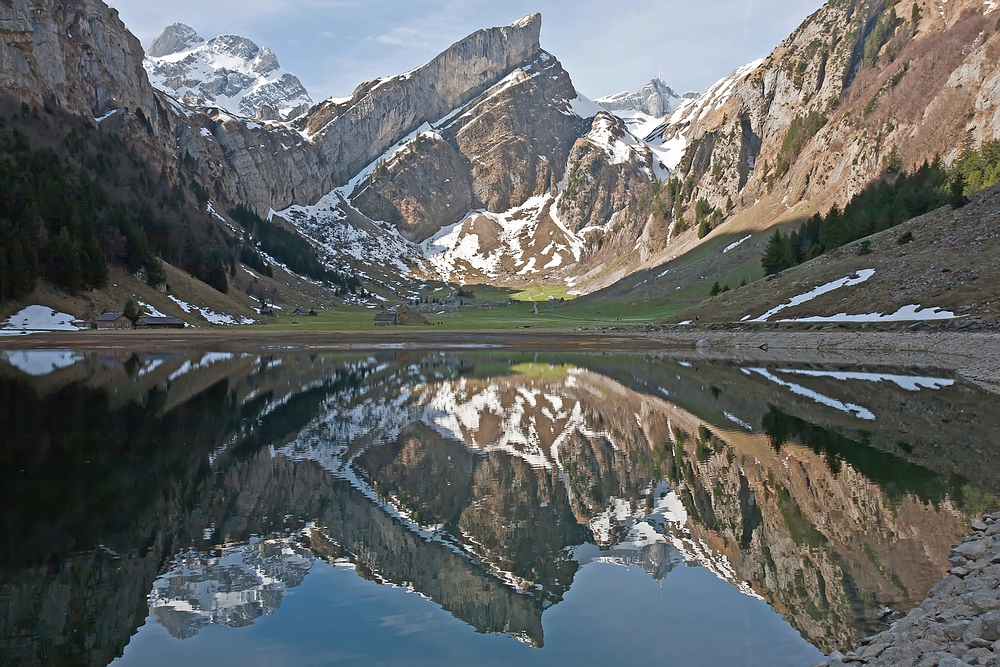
[0,0,157,123]
[653,0,1000,231]
[143,23,313,121]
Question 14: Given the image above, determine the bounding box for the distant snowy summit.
[144,23,313,121]
[596,77,697,139]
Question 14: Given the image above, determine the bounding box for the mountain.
[143,23,313,121]
[648,0,1000,237]
[3,0,1000,320]
[596,77,695,138]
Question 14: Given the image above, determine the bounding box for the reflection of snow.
[148,534,314,639]
[748,367,876,420]
[1,350,83,376]
[751,270,875,322]
[775,369,954,392]
[586,482,764,600]
[168,352,234,381]
[724,412,753,430]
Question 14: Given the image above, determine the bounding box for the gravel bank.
[812,513,1000,667]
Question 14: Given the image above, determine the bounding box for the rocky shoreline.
[813,513,1000,667]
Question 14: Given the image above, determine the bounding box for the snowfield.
[2,305,83,331]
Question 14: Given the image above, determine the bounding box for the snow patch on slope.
[2,305,82,331]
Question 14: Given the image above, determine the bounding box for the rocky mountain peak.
[144,27,313,120]
[597,77,686,118]
[147,22,204,57]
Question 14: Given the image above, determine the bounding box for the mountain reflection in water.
[0,349,997,667]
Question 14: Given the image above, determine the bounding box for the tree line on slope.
[227,205,362,295]
[0,104,232,301]
[760,137,998,275]
[0,100,363,304]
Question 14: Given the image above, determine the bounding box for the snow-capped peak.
[596,76,695,141]
[144,25,313,121]
[596,77,686,118]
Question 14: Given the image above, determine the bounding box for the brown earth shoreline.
[2,327,999,391]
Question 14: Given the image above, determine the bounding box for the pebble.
[814,513,1000,667]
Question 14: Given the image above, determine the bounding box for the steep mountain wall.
[662,0,1000,220]
[0,0,160,124]
[296,14,543,191]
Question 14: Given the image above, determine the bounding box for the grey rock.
[861,643,887,659]
[970,590,1000,614]
[596,77,686,118]
[147,22,203,57]
[956,541,989,561]
[918,655,960,667]
[937,658,974,667]
[931,577,967,598]
[973,522,989,532]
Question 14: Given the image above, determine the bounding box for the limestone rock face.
[655,0,1000,224]
[295,14,543,192]
[146,22,203,58]
[0,0,159,122]
[597,77,687,119]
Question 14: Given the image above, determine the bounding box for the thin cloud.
[108,0,826,102]
[372,27,434,50]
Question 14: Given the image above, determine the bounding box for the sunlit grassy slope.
[254,298,688,332]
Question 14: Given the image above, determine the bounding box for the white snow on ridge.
[585,114,648,166]
[722,235,752,253]
[137,301,168,318]
[167,295,253,325]
[419,194,586,284]
[748,367,876,420]
[144,28,312,121]
[1,350,84,376]
[2,305,83,331]
[643,59,763,174]
[775,369,955,391]
[751,269,876,322]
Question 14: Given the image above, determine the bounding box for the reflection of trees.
[2,351,997,664]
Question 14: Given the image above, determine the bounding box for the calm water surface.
[1,348,998,666]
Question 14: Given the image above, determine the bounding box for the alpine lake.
[2,346,998,667]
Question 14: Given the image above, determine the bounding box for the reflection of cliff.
[0,354,375,667]
[577,354,1000,495]
[300,356,985,652]
[2,351,997,664]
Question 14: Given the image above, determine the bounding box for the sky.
[107,0,827,102]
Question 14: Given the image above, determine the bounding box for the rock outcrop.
[295,13,543,192]
[0,0,159,124]
[654,0,1000,224]
[597,77,691,120]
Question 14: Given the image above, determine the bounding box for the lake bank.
[2,328,999,392]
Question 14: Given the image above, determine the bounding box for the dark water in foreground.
[1,348,998,667]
